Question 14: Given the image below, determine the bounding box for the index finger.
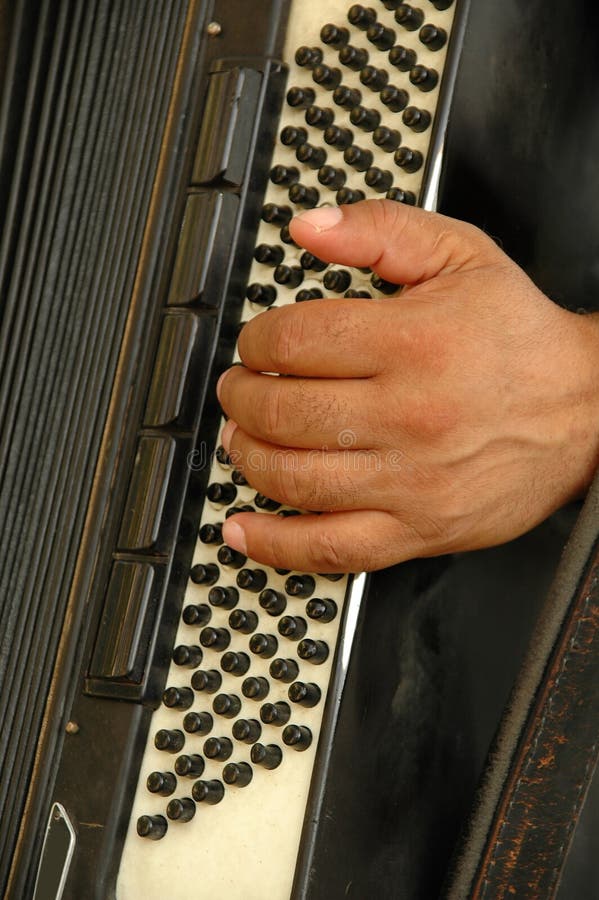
[238,298,388,377]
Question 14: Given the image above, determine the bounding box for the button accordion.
[1,1,598,899]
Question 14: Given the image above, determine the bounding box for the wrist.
[567,310,599,496]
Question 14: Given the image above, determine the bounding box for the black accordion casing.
[1,1,598,898]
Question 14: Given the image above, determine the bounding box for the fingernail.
[222,519,247,555]
[216,370,228,400]
[221,419,238,452]
[294,206,343,233]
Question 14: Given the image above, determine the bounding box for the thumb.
[288,199,498,287]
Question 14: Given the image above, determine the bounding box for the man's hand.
[217,200,599,572]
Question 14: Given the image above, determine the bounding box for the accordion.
[1,1,598,898]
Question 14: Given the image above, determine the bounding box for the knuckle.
[377,197,412,237]
[295,381,342,437]
[270,460,306,509]
[262,379,287,439]
[405,396,460,442]
[306,528,346,572]
[269,308,305,372]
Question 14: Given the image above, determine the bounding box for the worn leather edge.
[445,471,599,899]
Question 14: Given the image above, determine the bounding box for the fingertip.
[291,205,344,236]
[220,419,238,453]
[221,518,247,556]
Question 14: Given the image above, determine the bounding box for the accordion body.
[1,1,598,898]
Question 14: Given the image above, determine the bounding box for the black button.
[373,126,402,151]
[223,762,253,787]
[295,143,327,169]
[274,262,305,285]
[419,24,447,50]
[285,574,316,598]
[359,66,389,91]
[246,283,277,307]
[287,86,316,109]
[162,687,194,710]
[249,633,278,658]
[89,561,155,680]
[259,589,287,616]
[320,24,350,48]
[168,191,238,308]
[260,701,291,726]
[137,815,167,840]
[254,493,281,511]
[182,602,212,626]
[389,44,417,71]
[283,724,313,751]
[262,203,293,226]
[172,644,203,668]
[118,438,175,552]
[349,106,381,132]
[323,269,352,292]
[221,651,250,676]
[212,693,241,718]
[287,185,319,210]
[379,87,408,114]
[394,4,424,30]
[312,65,342,90]
[296,289,324,302]
[338,45,369,71]
[166,797,196,822]
[250,743,282,770]
[295,46,324,68]
[175,754,205,778]
[208,586,239,610]
[348,4,377,29]
[305,106,334,129]
[204,736,233,760]
[365,167,394,192]
[232,718,262,743]
[144,314,208,428]
[336,187,366,205]
[280,125,308,147]
[217,545,247,569]
[199,522,223,545]
[306,598,338,623]
[278,615,307,640]
[189,564,219,586]
[332,85,362,110]
[394,146,423,172]
[269,165,300,187]
[236,568,267,593]
[242,676,270,700]
[206,481,237,505]
[410,65,438,92]
[229,608,259,634]
[193,67,262,185]
[317,167,346,190]
[199,627,230,652]
[343,145,374,172]
[324,125,354,150]
[191,669,223,693]
[366,22,396,49]
[183,711,213,735]
[146,772,177,796]
[297,639,329,664]
[288,681,322,708]
[269,658,300,683]
[254,243,286,266]
[402,106,431,132]
[154,729,185,753]
[191,779,224,804]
